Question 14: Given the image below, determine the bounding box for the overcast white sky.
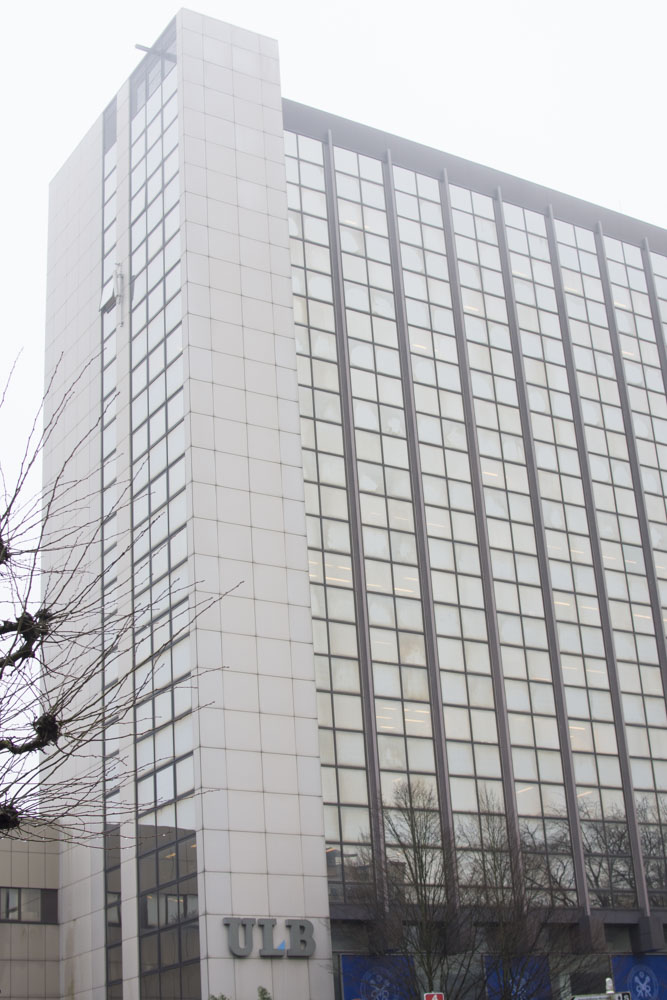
[1,0,666,458]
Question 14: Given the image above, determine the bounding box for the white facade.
[177,11,331,999]
[44,85,110,1000]
[0,834,59,999]
[39,7,667,1000]
[44,10,333,1000]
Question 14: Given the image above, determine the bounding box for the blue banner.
[341,954,415,1000]
[484,955,551,1000]
[612,955,667,1000]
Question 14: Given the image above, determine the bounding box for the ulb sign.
[223,917,315,958]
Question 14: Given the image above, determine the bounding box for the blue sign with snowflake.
[484,955,551,1000]
[341,955,414,1000]
[612,956,667,1000]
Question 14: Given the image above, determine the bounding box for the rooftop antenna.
[135,43,176,62]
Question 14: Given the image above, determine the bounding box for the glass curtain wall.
[128,23,200,1000]
[285,126,667,915]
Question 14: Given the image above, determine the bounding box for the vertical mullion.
[595,225,667,929]
[595,226,667,687]
[493,189,590,911]
[545,209,650,917]
[439,170,523,865]
[102,96,122,1000]
[640,239,667,689]
[641,239,667,396]
[322,131,386,891]
[382,152,455,861]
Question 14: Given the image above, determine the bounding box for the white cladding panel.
[44,10,333,1000]
[177,11,332,998]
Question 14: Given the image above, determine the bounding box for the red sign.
[425,994,445,1000]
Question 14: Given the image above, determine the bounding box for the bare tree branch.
[0,360,235,836]
[356,781,609,1000]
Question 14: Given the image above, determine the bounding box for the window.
[0,887,57,923]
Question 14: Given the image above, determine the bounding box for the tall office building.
[31,7,667,1000]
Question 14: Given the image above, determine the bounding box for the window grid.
[600,235,667,903]
[505,200,628,904]
[128,57,199,1000]
[287,125,667,916]
[100,101,125,999]
[554,218,660,905]
[393,165,508,888]
[334,148,442,830]
[287,131,373,903]
[449,188,577,901]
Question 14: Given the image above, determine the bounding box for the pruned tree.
[457,802,559,1000]
[577,800,636,908]
[578,796,667,909]
[0,363,222,838]
[0,364,139,835]
[635,796,667,907]
[378,781,483,1000]
[353,781,484,1000]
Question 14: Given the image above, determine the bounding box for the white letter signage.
[224,917,316,958]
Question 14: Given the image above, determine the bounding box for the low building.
[0,832,59,998]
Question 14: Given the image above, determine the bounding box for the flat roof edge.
[282,100,667,255]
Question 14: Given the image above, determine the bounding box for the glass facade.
[56,17,667,998]
[97,20,198,1000]
[285,119,667,923]
[127,24,200,1000]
